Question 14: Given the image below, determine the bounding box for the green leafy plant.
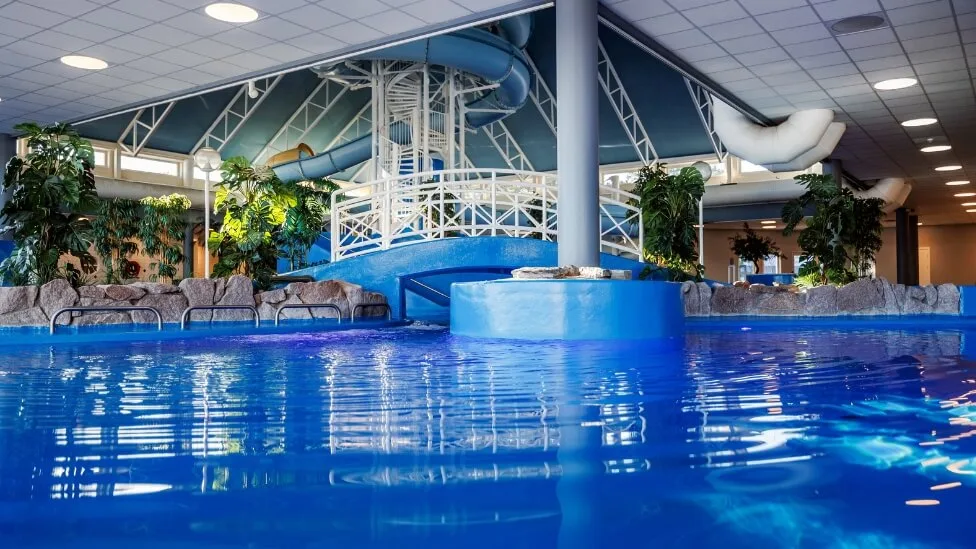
[782,173,886,286]
[278,178,338,271]
[140,194,190,282]
[628,163,705,281]
[0,122,98,286]
[209,157,296,290]
[729,223,781,274]
[91,198,140,284]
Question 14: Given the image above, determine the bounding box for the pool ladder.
[181,306,260,330]
[50,306,163,335]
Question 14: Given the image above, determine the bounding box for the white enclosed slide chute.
[711,95,846,173]
[854,177,912,213]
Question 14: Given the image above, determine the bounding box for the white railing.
[330,169,643,262]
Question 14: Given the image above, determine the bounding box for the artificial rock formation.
[685,278,961,317]
[0,276,388,328]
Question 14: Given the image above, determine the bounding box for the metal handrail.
[181,305,260,330]
[274,304,342,326]
[352,303,392,322]
[50,306,163,335]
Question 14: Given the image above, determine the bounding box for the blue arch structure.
[289,237,648,321]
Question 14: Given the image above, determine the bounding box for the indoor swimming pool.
[1,325,974,548]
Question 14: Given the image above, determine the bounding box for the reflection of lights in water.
[931,482,962,490]
[946,458,976,475]
[385,510,560,526]
[706,461,815,493]
[921,456,950,467]
[113,483,172,496]
[905,499,940,506]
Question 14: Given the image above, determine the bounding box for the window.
[739,160,767,173]
[193,167,225,184]
[93,150,107,167]
[738,254,780,280]
[120,154,180,176]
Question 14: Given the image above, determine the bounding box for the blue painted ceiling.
[75,7,714,174]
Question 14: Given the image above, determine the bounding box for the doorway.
[918,247,931,286]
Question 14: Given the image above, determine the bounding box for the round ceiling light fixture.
[902,118,938,127]
[961,202,976,206]
[936,165,962,171]
[205,2,258,23]
[968,209,976,213]
[831,14,887,35]
[60,55,107,70]
[953,192,975,197]
[874,78,917,91]
[921,145,952,153]
[947,181,971,186]
[760,220,777,225]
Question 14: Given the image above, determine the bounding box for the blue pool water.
[1,326,975,548]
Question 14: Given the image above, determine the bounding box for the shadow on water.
[0,326,975,548]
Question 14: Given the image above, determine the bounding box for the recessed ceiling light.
[954,192,976,197]
[917,222,923,226]
[830,14,888,35]
[60,55,107,70]
[902,118,938,127]
[947,181,970,186]
[921,145,952,152]
[961,202,976,206]
[936,165,962,171]
[760,220,777,225]
[205,2,258,23]
[874,78,917,90]
[968,209,976,213]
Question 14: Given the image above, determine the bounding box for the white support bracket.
[685,77,728,164]
[482,120,535,172]
[117,103,174,157]
[597,40,658,166]
[192,75,283,154]
[524,53,556,136]
[253,79,349,166]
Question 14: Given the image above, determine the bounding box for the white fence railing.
[330,169,643,262]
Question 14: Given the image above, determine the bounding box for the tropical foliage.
[628,163,705,281]
[278,179,338,271]
[208,157,297,290]
[782,173,886,286]
[729,223,780,274]
[140,194,190,282]
[91,198,140,284]
[0,123,98,285]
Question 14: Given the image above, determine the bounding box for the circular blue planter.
[450,279,684,346]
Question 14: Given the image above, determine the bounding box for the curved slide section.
[273,22,532,183]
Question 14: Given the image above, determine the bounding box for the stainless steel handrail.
[181,305,260,330]
[50,306,163,335]
[352,303,392,322]
[274,303,342,326]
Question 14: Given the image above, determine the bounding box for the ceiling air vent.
[828,13,889,36]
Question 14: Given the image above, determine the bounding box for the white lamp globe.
[691,161,712,181]
[194,147,222,172]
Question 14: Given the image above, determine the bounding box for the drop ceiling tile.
[251,42,311,63]
[736,47,791,65]
[893,17,957,40]
[736,87,781,100]
[908,46,965,65]
[0,61,23,76]
[700,18,765,41]
[693,56,744,72]
[827,84,876,97]
[279,4,348,30]
[285,32,349,53]
[194,59,250,78]
[738,0,808,15]
[21,0,102,17]
[960,29,976,43]
[400,0,472,23]
[151,47,213,68]
[25,30,95,53]
[665,0,727,8]
[836,27,897,49]
[720,33,778,54]
[820,74,869,88]
[709,66,755,82]
[913,58,968,74]
[102,35,172,56]
[126,56,183,75]
[881,0,938,8]
[112,0,185,19]
[328,0,394,19]
[956,12,976,29]
[0,2,69,27]
[847,43,906,61]
[885,0,954,25]
[769,23,833,45]
[655,29,714,50]
[3,40,65,62]
[774,81,824,93]
[855,54,912,71]
[246,16,313,40]
[212,27,277,49]
[362,9,426,34]
[605,0,674,20]
[239,0,310,14]
[165,67,216,85]
[54,78,111,94]
[182,38,240,59]
[135,23,201,47]
[796,51,851,69]
[785,90,830,102]
[99,65,158,83]
[0,19,44,39]
[814,0,882,19]
[80,7,152,33]
[35,86,86,101]
[807,63,862,78]
[13,71,66,87]
[901,33,962,53]
[164,11,236,36]
[682,0,748,26]
[755,7,821,31]
[153,0,211,9]
[923,80,976,93]
[918,70,973,85]
[750,60,801,76]
[136,76,194,93]
[97,88,146,104]
[954,0,976,13]
[223,51,279,71]
[723,78,772,92]
[783,38,841,57]
[634,12,694,36]
[761,71,814,86]
[675,43,728,62]
[1,52,46,69]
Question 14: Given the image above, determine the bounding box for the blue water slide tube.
[273,18,533,183]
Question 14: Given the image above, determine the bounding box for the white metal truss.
[482,120,535,172]
[685,77,728,164]
[597,40,658,166]
[192,75,283,154]
[117,103,174,156]
[252,79,349,166]
[524,53,556,136]
[330,101,372,149]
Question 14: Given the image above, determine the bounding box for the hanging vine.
[139,194,190,282]
[91,198,141,284]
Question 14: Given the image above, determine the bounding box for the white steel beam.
[597,40,657,166]
[524,53,556,136]
[685,77,728,164]
[192,75,283,154]
[482,120,535,172]
[252,79,349,165]
[117,103,175,157]
[327,100,373,149]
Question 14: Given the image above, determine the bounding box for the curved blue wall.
[289,237,647,320]
[451,279,684,344]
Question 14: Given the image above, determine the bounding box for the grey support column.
[183,221,195,279]
[0,134,15,241]
[895,207,918,286]
[556,0,600,267]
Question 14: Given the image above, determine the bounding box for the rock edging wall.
[683,278,960,317]
[0,275,388,327]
